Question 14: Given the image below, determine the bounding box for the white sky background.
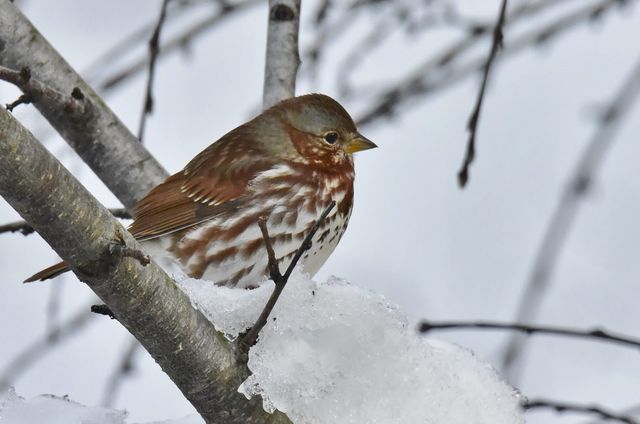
[1,0,639,423]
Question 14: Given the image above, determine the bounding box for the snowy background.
[1,0,639,423]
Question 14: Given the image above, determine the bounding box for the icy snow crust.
[0,388,202,424]
[178,272,524,424]
[0,274,523,423]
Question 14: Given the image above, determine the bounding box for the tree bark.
[0,107,291,424]
[0,0,168,211]
[262,0,301,109]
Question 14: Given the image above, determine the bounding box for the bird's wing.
[129,130,275,241]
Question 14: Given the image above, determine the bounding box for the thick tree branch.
[0,107,290,424]
[0,0,168,210]
[263,0,302,109]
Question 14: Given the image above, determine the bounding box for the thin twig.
[418,320,640,350]
[138,0,170,142]
[5,93,31,111]
[95,0,261,93]
[457,0,508,188]
[0,208,131,236]
[236,201,337,361]
[523,399,639,424]
[501,52,640,380]
[0,307,95,391]
[356,0,630,126]
[101,339,141,407]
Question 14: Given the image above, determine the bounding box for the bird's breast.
[157,164,354,288]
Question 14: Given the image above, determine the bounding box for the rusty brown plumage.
[26,94,376,287]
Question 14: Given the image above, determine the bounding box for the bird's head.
[260,94,377,167]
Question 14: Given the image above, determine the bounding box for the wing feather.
[129,128,276,241]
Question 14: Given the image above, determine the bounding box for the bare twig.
[101,338,142,407]
[0,307,95,391]
[356,0,632,126]
[138,0,171,142]
[262,0,302,108]
[457,0,508,188]
[0,208,131,236]
[523,399,639,424]
[418,320,640,350]
[501,52,640,380]
[5,93,31,111]
[236,201,337,360]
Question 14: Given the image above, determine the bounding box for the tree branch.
[0,0,168,210]
[523,399,639,424]
[419,320,640,350]
[93,0,262,93]
[137,0,170,142]
[0,107,290,424]
[457,0,508,188]
[0,208,131,236]
[262,0,302,109]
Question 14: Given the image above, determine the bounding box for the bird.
[26,93,376,288]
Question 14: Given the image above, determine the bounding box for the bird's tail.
[24,261,70,283]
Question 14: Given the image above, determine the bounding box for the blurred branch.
[0,106,290,423]
[0,307,95,391]
[457,0,508,188]
[262,0,301,108]
[523,399,639,424]
[94,0,261,93]
[137,0,171,142]
[0,1,168,210]
[0,208,131,236]
[101,338,142,407]
[356,0,633,126]
[419,320,640,350]
[500,51,640,380]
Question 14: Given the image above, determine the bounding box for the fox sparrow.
[27,94,376,287]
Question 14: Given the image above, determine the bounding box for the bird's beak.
[344,133,377,154]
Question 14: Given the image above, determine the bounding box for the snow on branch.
[263,0,301,109]
[0,107,290,424]
[0,1,168,210]
[178,272,524,424]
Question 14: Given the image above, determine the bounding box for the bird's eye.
[323,131,339,145]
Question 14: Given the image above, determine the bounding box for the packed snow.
[1,272,524,423]
[0,388,201,424]
[178,271,525,424]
